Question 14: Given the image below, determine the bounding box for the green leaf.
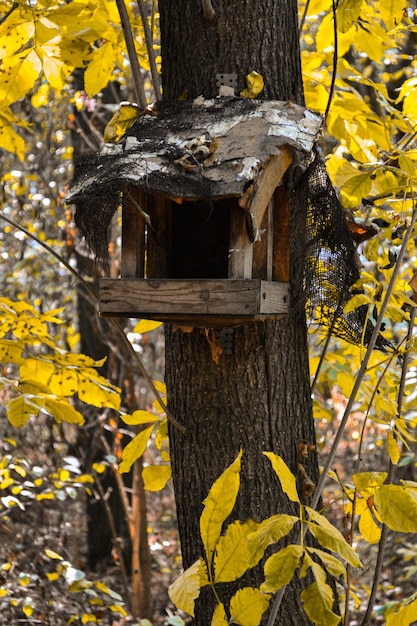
[119,425,155,474]
[374,485,417,532]
[168,559,200,617]
[261,544,303,593]
[301,582,341,626]
[247,513,299,566]
[263,453,300,503]
[200,450,242,565]
[306,507,362,569]
[214,519,259,583]
[229,588,270,626]
[142,465,171,491]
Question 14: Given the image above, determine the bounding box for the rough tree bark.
[160,0,323,624]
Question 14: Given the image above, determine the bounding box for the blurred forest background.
[1,0,417,624]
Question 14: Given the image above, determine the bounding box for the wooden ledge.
[99,279,289,327]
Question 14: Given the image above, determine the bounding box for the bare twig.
[267,202,417,625]
[0,2,18,25]
[360,305,417,626]
[136,0,161,100]
[324,0,338,122]
[0,212,186,434]
[115,0,147,108]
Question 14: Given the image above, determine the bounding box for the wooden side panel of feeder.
[228,204,253,279]
[121,188,145,279]
[146,195,173,278]
[273,184,291,282]
[99,278,289,327]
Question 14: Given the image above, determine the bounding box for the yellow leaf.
[337,0,363,33]
[119,425,155,474]
[211,602,229,625]
[353,472,387,492]
[261,544,303,593]
[109,605,128,616]
[19,573,30,586]
[214,519,259,583]
[0,340,23,364]
[22,603,33,618]
[343,294,371,314]
[43,396,85,425]
[153,379,166,394]
[374,485,417,532]
[168,559,200,617]
[340,172,373,208]
[229,588,270,626]
[84,41,117,96]
[121,410,158,425]
[49,368,79,396]
[300,581,341,626]
[263,453,300,503]
[386,595,417,626]
[20,358,55,384]
[6,396,38,428]
[77,371,121,410]
[0,115,25,161]
[306,507,362,568]
[104,102,140,143]
[247,514,299,566]
[306,547,346,580]
[357,503,381,544]
[0,50,42,106]
[81,615,98,624]
[46,572,59,581]
[142,465,171,491]
[240,71,264,99]
[45,549,62,560]
[0,16,35,60]
[387,431,400,465]
[379,0,404,30]
[200,450,242,564]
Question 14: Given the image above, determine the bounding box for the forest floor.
[0,395,416,626]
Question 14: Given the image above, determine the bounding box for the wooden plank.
[272,184,291,282]
[99,279,289,320]
[238,147,293,236]
[146,195,172,278]
[121,188,145,278]
[228,205,253,279]
[252,197,273,280]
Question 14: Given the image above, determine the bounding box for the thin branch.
[115,0,147,108]
[0,2,18,25]
[267,201,417,625]
[136,0,161,100]
[324,0,338,122]
[298,0,311,33]
[0,212,186,435]
[360,305,417,626]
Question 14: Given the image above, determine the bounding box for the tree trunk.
[160,0,321,623]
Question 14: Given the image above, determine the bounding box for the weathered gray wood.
[228,206,253,279]
[99,278,289,323]
[121,189,145,278]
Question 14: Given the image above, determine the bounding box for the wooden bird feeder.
[68,98,322,327]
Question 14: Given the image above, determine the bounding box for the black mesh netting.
[291,152,389,350]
